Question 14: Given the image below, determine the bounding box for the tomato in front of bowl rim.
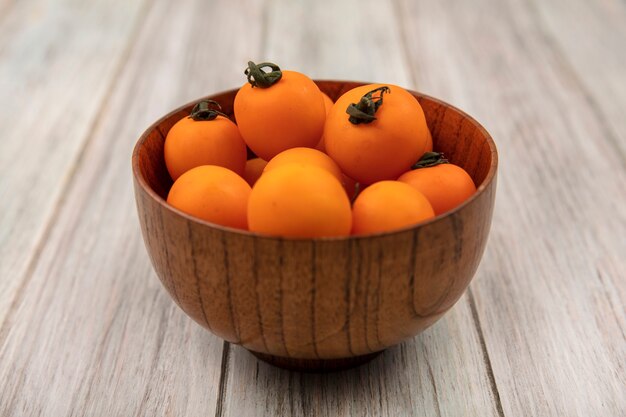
[248,163,352,238]
[398,152,476,216]
[167,165,251,229]
[351,180,434,235]
[164,101,247,181]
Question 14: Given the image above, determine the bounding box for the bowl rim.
[132,80,498,241]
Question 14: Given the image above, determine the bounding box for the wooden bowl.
[132,81,497,372]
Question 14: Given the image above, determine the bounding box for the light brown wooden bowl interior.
[132,80,498,366]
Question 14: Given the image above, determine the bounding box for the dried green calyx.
[189,100,229,121]
[346,86,391,124]
[245,61,282,88]
[412,152,449,169]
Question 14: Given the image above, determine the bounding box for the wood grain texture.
[0,0,148,328]
[262,0,411,84]
[525,0,626,161]
[133,83,497,364]
[0,0,265,415]
[222,297,502,417]
[396,0,626,415]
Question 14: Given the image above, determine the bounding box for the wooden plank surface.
[0,0,264,414]
[0,0,148,328]
[527,0,626,161]
[0,0,625,415]
[223,300,501,417]
[396,0,626,416]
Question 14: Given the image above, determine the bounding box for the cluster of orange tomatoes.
[164,61,476,237]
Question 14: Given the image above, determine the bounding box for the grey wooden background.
[0,0,624,416]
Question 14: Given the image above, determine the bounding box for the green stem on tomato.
[244,61,282,88]
[189,100,230,121]
[411,152,449,169]
[346,86,390,125]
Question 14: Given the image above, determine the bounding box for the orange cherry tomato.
[315,92,334,152]
[324,84,430,185]
[398,153,476,215]
[248,163,351,237]
[167,165,251,229]
[264,147,342,182]
[424,127,433,154]
[342,173,358,199]
[234,62,326,161]
[164,101,247,181]
[351,181,434,235]
[315,137,327,152]
[321,92,334,114]
[243,157,267,186]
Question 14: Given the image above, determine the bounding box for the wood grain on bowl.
[132,81,497,371]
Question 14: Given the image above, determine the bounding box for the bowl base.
[248,349,384,372]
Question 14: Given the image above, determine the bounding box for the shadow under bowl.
[132,80,498,372]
